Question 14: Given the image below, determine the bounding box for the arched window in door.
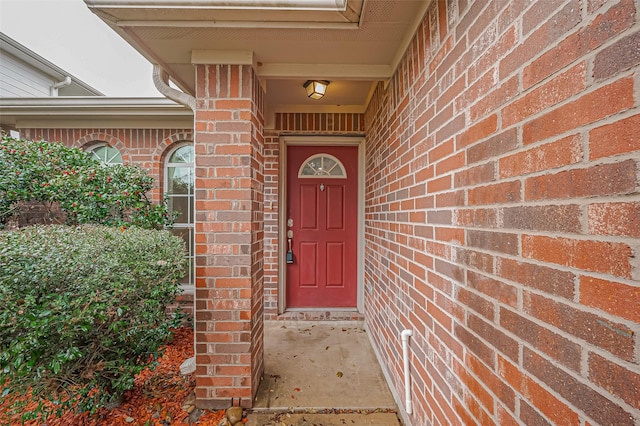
[165,143,195,287]
[298,153,347,178]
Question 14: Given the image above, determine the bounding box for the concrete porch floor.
[246,320,401,425]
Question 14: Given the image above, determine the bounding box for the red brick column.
[193,64,265,409]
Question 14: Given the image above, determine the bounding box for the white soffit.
[191,50,254,65]
[84,0,429,112]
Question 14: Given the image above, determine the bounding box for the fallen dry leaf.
[0,327,226,426]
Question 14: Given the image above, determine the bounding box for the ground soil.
[0,327,228,425]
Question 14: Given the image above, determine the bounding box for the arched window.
[165,143,195,287]
[298,153,347,178]
[86,143,123,166]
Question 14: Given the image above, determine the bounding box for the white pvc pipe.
[401,329,413,415]
[50,76,71,96]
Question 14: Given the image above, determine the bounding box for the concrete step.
[245,410,401,425]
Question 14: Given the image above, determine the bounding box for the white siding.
[0,51,54,97]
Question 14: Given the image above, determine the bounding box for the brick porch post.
[193,63,265,409]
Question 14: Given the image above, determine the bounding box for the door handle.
[287,239,294,264]
[286,229,294,264]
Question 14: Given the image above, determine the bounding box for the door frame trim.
[279,136,365,314]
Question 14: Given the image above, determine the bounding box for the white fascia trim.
[191,50,254,65]
[85,0,347,11]
[10,118,193,129]
[0,97,182,107]
[0,97,193,116]
[116,20,358,29]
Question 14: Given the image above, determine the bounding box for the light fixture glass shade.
[304,80,329,99]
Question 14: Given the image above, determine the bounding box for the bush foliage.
[0,135,174,229]
[0,225,187,421]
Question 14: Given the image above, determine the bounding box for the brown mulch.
[0,327,228,425]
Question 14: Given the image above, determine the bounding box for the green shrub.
[0,225,187,421]
[0,135,174,229]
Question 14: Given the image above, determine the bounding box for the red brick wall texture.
[192,64,266,408]
[364,0,639,425]
[15,0,640,422]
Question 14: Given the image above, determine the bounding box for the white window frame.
[164,142,195,290]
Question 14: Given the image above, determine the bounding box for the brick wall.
[263,133,280,317]
[263,113,365,319]
[192,64,265,408]
[364,0,639,425]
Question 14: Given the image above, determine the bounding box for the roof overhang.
[84,0,363,20]
[0,97,193,129]
[83,0,430,115]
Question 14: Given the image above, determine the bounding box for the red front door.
[286,145,358,308]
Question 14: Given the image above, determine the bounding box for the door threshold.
[276,309,364,321]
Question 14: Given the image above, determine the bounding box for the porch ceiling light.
[304,80,329,99]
